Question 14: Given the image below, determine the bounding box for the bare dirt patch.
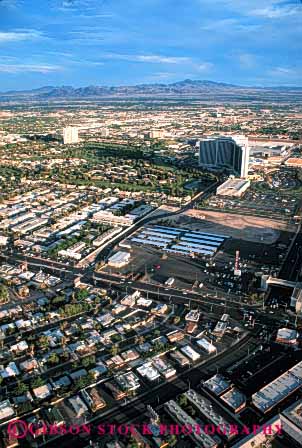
[156,209,296,244]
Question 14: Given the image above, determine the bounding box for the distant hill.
[1,79,302,101]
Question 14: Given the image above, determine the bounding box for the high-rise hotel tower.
[199,135,249,178]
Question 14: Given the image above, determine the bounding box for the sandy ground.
[155,205,180,214]
[156,209,296,244]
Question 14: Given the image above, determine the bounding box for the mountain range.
[1,79,302,101]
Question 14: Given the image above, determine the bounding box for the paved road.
[4,240,299,333]
[266,223,302,306]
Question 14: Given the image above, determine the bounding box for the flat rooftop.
[219,178,249,191]
[203,374,231,395]
[221,387,246,411]
[252,361,302,413]
[282,399,302,429]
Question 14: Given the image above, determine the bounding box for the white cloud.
[238,53,257,69]
[101,53,192,64]
[0,63,62,73]
[201,0,301,19]
[251,5,300,19]
[0,30,43,43]
[0,0,22,8]
[136,55,191,64]
[196,62,213,72]
[201,18,261,33]
[269,66,295,75]
[56,0,107,13]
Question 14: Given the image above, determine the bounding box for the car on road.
[165,277,175,286]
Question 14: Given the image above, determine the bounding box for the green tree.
[31,377,45,388]
[15,381,29,395]
[48,352,59,365]
[167,435,177,447]
[38,335,50,350]
[178,394,188,407]
[110,344,119,356]
[82,355,95,368]
[173,316,181,325]
[0,284,9,303]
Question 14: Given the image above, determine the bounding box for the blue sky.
[0,0,301,90]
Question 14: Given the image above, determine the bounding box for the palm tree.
[59,321,67,332]
[138,336,145,345]
[29,344,35,357]
[110,344,119,356]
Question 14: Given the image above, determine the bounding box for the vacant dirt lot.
[156,209,296,244]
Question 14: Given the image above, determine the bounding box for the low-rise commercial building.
[280,399,302,447]
[203,374,231,396]
[221,387,246,413]
[81,388,107,412]
[169,350,190,367]
[252,361,302,413]
[137,362,160,382]
[0,400,15,422]
[185,310,201,322]
[165,400,218,448]
[185,389,236,440]
[115,371,141,392]
[108,251,130,268]
[197,338,216,354]
[180,345,200,362]
[152,356,176,379]
[285,158,302,168]
[216,178,250,198]
[68,395,88,417]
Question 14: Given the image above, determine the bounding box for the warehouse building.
[131,225,228,258]
[165,400,218,448]
[185,389,236,441]
[252,361,302,413]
